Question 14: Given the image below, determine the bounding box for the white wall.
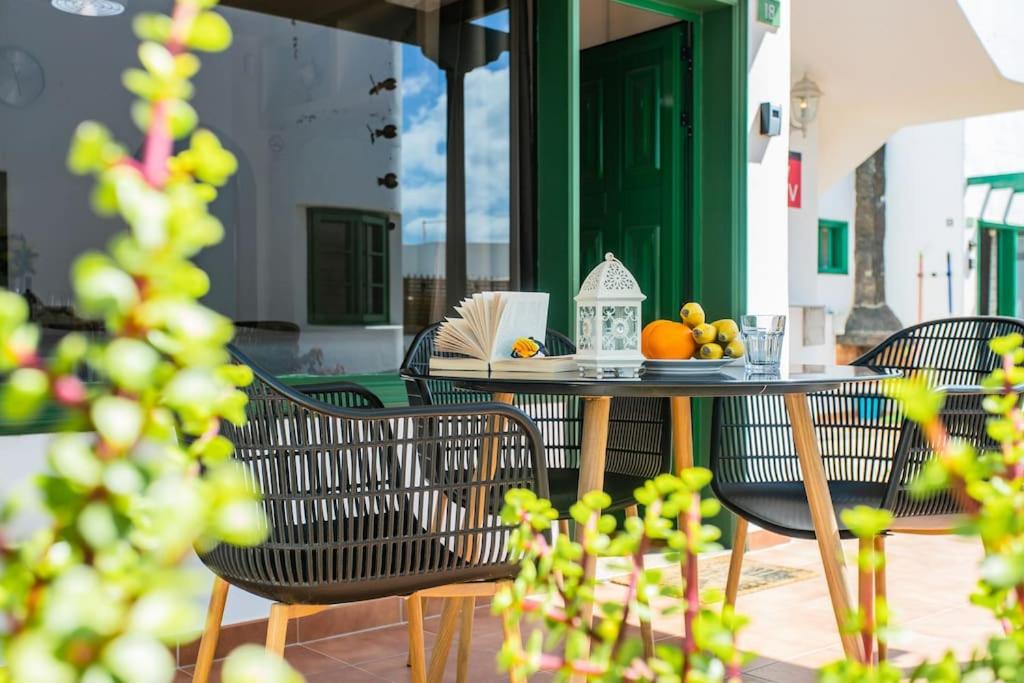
[884,121,968,326]
[788,119,969,357]
[747,1,791,318]
[965,110,1024,177]
[788,118,855,329]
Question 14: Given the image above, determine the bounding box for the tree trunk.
[838,145,902,349]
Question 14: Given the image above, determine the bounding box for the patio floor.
[176,533,992,682]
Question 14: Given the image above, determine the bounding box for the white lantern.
[574,253,646,378]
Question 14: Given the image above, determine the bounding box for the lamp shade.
[52,0,125,16]
[574,253,646,378]
[791,74,823,136]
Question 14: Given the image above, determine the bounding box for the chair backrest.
[401,323,584,472]
[401,323,671,488]
[711,317,1024,520]
[201,345,547,603]
[856,317,1024,516]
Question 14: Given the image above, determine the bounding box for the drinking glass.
[741,314,786,370]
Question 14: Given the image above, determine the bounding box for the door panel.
[623,63,661,173]
[580,25,686,323]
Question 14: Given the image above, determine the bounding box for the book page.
[488,292,549,361]
[436,317,486,359]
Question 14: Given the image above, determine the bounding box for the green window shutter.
[817,219,848,274]
[307,208,390,325]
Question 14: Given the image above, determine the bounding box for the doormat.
[610,555,814,599]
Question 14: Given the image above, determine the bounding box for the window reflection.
[0,0,520,382]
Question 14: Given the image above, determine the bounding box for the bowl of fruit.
[641,302,744,375]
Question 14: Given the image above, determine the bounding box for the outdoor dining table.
[401,362,894,664]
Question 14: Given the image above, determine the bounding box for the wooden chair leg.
[428,598,464,683]
[405,597,426,667]
[194,576,229,683]
[625,504,655,659]
[875,535,888,662]
[407,594,427,683]
[456,597,475,683]
[498,581,524,683]
[724,517,748,611]
[265,603,291,658]
[559,519,570,539]
[858,536,875,664]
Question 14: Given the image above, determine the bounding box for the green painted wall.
[536,0,581,336]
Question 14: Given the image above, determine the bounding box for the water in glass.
[741,314,786,369]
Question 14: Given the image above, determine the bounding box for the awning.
[793,0,1024,191]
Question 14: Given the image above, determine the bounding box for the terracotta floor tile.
[180,535,994,681]
[303,664,389,682]
[304,624,438,665]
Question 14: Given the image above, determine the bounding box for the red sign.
[788,151,802,208]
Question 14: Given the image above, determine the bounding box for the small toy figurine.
[511,336,546,359]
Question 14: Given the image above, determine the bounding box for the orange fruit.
[644,321,697,360]
[641,320,672,356]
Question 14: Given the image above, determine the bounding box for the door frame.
[976,221,1020,317]
[536,0,748,333]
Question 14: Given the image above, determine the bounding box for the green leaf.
[0,290,29,333]
[78,501,121,549]
[48,434,103,490]
[1,368,50,421]
[68,121,114,175]
[72,252,140,318]
[168,100,199,139]
[839,505,893,540]
[91,396,144,450]
[222,644,303,683]
[187,11,233,52]
[138,42,175,79]
[132,13,173,43]
[104,338,161,393]
[122,68,159,101]
[991,333,1024,356]
[102,633,176,683]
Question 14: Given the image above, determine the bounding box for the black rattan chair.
[194,345,547,683]
[711,316,1024,657]
[402,323,670,656]
[402,323,671,516]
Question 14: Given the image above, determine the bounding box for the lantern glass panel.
[600,305,640,351]
[577,305,597,351]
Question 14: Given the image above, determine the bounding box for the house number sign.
[758,0,781,27]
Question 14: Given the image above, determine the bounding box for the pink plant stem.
[140,0,198,189]
[682,490,700,676]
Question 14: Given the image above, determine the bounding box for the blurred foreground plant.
[821,332,1024,682]
[0,1,300,681]
[495,471,748,682]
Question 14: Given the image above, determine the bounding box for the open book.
[430,292,577,373]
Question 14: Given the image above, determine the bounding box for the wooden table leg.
[784,392,865,663]
[670,397,694,472]
[670,397,697,640]
[573,396,611,683]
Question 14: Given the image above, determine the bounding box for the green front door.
[580,24,690,322]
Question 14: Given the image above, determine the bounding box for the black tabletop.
[401,363,895,398]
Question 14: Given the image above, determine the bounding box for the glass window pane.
[964,183,989,221]
[0,0,516,391]
[983,187,1014,223]
[1006,193,1024,227]
[465,9,511,296]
